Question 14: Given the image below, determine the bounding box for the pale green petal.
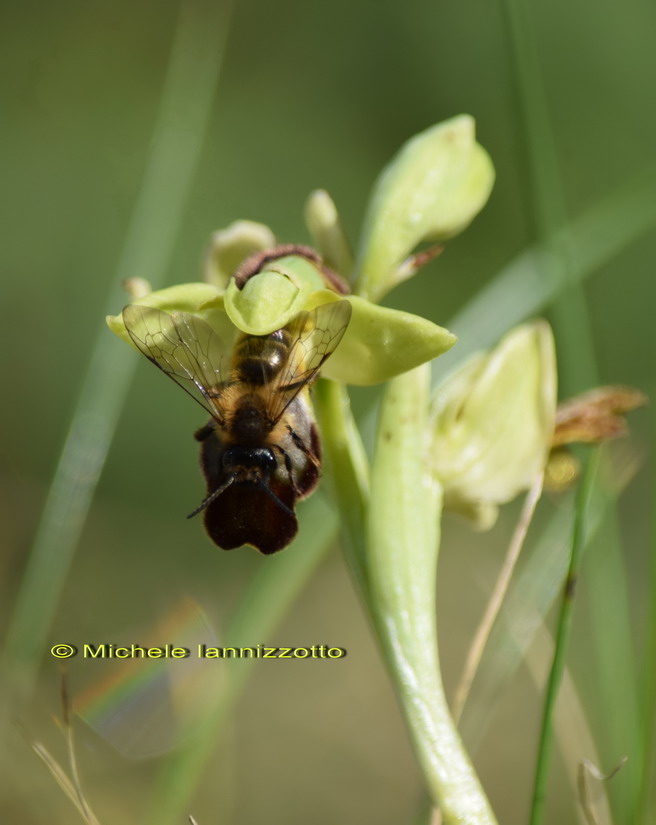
[356,115,495,302]
[322,295,456,385]
[203,220,276,289]
[431,321,556,518]
[108,270,456,388]
[223,254,328,335]
[106,282,232,347]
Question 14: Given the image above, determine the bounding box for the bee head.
[222,446,276,477]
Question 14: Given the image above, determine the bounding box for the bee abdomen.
[233,332,290,385]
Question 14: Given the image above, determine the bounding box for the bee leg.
[286,425,321,470]
[194,420,215,442]
[272,444,301,498]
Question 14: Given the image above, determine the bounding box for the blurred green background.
[2,0,655,823]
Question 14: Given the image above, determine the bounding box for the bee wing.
[122,305,231,423]
[266,299,352,424]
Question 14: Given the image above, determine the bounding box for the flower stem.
[318,367,497,825]
[367,366,497,825]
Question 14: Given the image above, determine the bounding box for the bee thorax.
[231,403,268,444]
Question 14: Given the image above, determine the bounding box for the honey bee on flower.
[122,298,351,554]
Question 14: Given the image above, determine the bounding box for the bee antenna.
[255,480,295,517]
[187,474,236,519]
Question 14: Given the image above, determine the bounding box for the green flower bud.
[430,321,556,528]
[123,277,152,300]
[204,220,276,289]
[355,115,495,302]
[304,189,354,281]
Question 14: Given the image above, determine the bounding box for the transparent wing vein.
[122,305,230,422]
[266,300,352,423]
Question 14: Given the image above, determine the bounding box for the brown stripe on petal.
[232,244,322,289]
[231,244,350,293]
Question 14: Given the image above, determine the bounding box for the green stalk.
[529,451,598,825]
[319,365,496,824]
[368,366,496,824]
[1,0,233,702]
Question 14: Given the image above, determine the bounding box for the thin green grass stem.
[1,0,233,702]
[502,1,640,817]
[500,0,597,394]
[461,450,637,751]
[453,472,544,724]
[529,451,599,825]
[637,432,656,824]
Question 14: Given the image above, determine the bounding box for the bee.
[122,300,351,554]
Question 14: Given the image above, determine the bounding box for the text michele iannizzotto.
[50,643,347,660]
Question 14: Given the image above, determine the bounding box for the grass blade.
[1,0,233,699]
[636,433,656,823]
[486,3,642,817]
[529,451,598,825]
[32,741,100,825]
[460,449,638,749]
[453,472,544,723]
